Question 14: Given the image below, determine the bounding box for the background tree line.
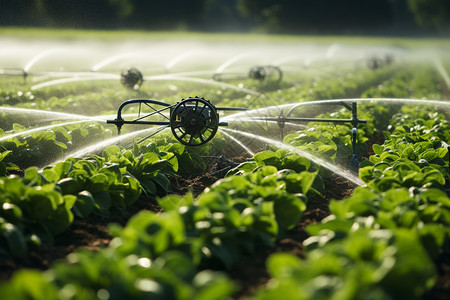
[1,0,449,35]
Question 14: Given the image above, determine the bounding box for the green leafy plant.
[254,228,436,300]
[0,150,19,176]
[0,249,236,300]
[0,175,76,257]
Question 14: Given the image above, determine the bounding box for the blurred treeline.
[1,0,449,35]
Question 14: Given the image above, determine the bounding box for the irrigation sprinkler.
[0,64,145,89]
[120,67,144,90]
[212,65,283,83]
[249,65,283,82]
[107,96,249,146]
[108,96,367,165]
[0,68,29,83]
[0,67,94,85]
[252,102,367,165]
[366,54,394,69]
[0,48,74,84]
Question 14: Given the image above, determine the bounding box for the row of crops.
[0,39,449,299]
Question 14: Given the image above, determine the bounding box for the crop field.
[0,29,449,300]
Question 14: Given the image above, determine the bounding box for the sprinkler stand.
[256,102,366,165]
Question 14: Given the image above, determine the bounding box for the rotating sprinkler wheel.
[120,67,144,90]
[170,97,219,146]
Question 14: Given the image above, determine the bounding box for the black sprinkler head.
[120,67,144,90]
[248,66,267,80]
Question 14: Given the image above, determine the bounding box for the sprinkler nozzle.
[107,118,124,135]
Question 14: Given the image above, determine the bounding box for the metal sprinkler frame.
[107,97,366,164]
[107,96,248,146]
[251,102,367,165]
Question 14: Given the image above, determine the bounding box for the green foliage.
[282,100,395,164]
[359,105,450,192]
[255,228,435,300]
[0,270,59,300]
[0,150,19,176]
[0,176,76,256]
[0,122,114,169]
[42,154,142,216]
[230,149,311,173]
[102,145,174,198]
[407,0,450,30]
[227,149,324,196]
[362,66,443,100]
[110,164,317,270]
[0,152,320,299]
[0,144,189,257]
[252,77,448,299]
[311,186,450,258]
[0,250,236,300]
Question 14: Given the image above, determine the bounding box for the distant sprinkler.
[248,66,266,80]
[248,65,283,82]
[367,54,394,70]
[367,56,382,69]
[120,67,144,90]
[384,54,394,65]
[0,68,28,84]
[212,65,282,82]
